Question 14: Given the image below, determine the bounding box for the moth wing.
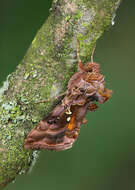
[24,121,78,151]
[24,105,79,151]
[25,133,75,151]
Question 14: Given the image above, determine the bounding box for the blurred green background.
[1,1,135,190]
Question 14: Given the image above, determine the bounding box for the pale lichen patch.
[0,75,10,96]
[50,82,63,98]
[63,0,78,15]
[55,20,70,46]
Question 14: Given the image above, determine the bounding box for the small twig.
[35,92,67,104]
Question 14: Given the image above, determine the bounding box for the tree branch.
[0,0,121,188]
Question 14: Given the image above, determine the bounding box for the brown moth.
[24,43,112,151]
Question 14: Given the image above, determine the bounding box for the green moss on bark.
[0,0,121,187]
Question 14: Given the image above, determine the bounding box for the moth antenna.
[91,45,96,63]
[76,39,84,71]
[0,147,8,152]
[36,92,66,104]
[76,39,81,63]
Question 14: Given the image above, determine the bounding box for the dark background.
[1,1,135,190]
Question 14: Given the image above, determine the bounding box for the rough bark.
[0,0,121,188]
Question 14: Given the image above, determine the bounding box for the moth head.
[85,62,100,73]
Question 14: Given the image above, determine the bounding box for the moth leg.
[82,118,87,124]
[98,89,112,103]
[36,91,66,104]
[89,103,98,111]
